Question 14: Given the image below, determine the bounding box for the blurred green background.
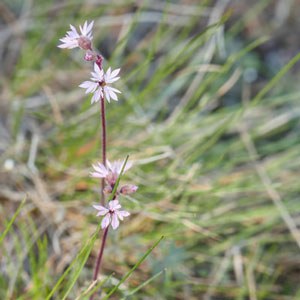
[1,0,300,299]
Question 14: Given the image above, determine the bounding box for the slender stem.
[95,54,106,206]
[100,94,106,206]
[91,54,108,300]
[90,227,109,300]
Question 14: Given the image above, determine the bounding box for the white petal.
[109,200,121,210]
[59,37,72,43]
[67,44,79,49]
[108,160,123,174]
[59,37,69,42]
[67,27,79,37]
[58,39,78,49]
[104,88,111,102]
[108,86,122,94]
[83,21,88,33]
[92,163,108,176]
[94,63,103,77]
[97,211,107,217]
[93,205,109,216]
[106,76,120,84]
[116,210,130,220]
[111,68,120,78]
[106,160,112,170]
[124,160,133,171]
[58,43,69,49]
[87,21,94,34]
[79,81,98,94]
[69,32,79,39]
[111,213,120,230]
[69,25,79,36]
[109,87,121,93]
[110,159,132,175]
[91,75,102,82]
[106,67,111,78]
[101,214,111,229]
[91,88,102,104]
[106,87,118,101]
[79,81,92,88]
[90,171,105,178]
[93,204,105,210]
[86,83,98,93]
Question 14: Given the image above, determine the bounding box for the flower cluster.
[90,159,137,230]
[58,21,137,230]
[59,20,121,104]
[91,159,138,195]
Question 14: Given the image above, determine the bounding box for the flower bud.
[96,55,103,69]
[84,50,96,61]
[103,185,113,194]
[120,184,138,195]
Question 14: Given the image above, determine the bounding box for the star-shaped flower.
[79,63,121,103]
[58,21,94,50]
[93,200,130,230]
[90,159,132,185]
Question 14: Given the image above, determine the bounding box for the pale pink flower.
[93,200,130,230]
[58,21,94,50]
[90,162,109,179]
[79,63,121,104]
[90,159,132,185]
[107,159,132,176]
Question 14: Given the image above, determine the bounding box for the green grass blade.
[108,155,130,201]
[102,235,165,300]
[0,197,26,245]
[76,274,114,300]
[253,52,300,104]
[121,268,165,299]
[46,225,101,300]
[61,238,96,300]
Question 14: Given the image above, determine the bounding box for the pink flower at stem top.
[93,200,130,230]
[58,21,94,50]
[79,63,121,104]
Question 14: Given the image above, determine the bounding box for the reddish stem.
[90,55,108,300]
[90,227,109,300]
[95,54,106,206]
[100,94,106,206]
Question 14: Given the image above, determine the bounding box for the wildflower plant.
[58,20,138,299]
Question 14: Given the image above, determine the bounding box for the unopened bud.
[96,54,103,69]
[103,185,113,194]
[120,184,138,195]
[84,50,96,61]
[84,50,97,61]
